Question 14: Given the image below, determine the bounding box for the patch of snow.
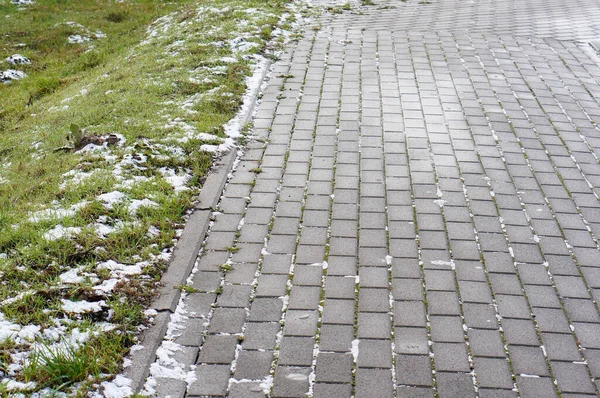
[351,339,360,361]
[5,54,30,65]
[59,269,84,284]
[430,259,455,270]
[98,191,126,209]
[128,198,159,215]
[61,299,106,314]
[97,260,143,276]
[1,69,27,84]
[29,201,88,223]
[0,379,36,392]
[94,278,119,295]
[43,225,82,241]
[68,35,91,44]
[101,375,133,398]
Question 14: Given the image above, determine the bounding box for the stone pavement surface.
[150,0,600,396]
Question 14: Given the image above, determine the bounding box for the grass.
[0,0,300,394]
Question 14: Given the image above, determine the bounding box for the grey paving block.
[322,299,355,325]
[473,357,514,389]
[272,366,311,397]
[552,361,597,394]
[313,383,352,398]
[436,372,476,398]
[572,322,600,349]
[358,312,392,339]
[283,310,319,336]
[188,364,230,396]
[228,381,267,398]
[315,353,353,383]
[395,354,433,387]
[501,318,540,346]
[208,307,246,334]
[325,276,357,299]
[216,284,252,308]
[430,316,465,343]
[509,345,550,376]
[243,322,280,350]
[516,376,557,398]
[255,274,289,297]
[356,368,394,398]
[249,298,284,322]
[542,332,582,361]
[198,335,237,364]
[394,300,427,327]
[278,336,315,366]
[234,350,273,380]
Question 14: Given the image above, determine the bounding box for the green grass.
[0,0,298,393]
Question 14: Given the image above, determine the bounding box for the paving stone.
[394,300,427,327]
[501,318,540,346]
[552,361,597,394]
[430,316,465,343]
[516,376,558,398]
[573,322,600,349]
[255,274,289,297]
[541,332,582,361]
[509,345,550,376]
[228,382,267,398]
[496,294,531,319]
[322,299,355,325]
[325,276,357,299]
[288,286,321,310]
[356,368,394,398]
[533,307,571,333]
[393,279,425,300]
[272,366,311,397]
[468,329,506,358]
[395,354,433,387]
[436,372,476,398]
[473,357,514,389]
[396,386,435,398]
[283,310,319,336]
[357,339,393,368]
[358,312,392,339]
[208,308,246,334]
[248,298,283,322]
[395,327,429,354]
[234,350,273,380]
[278,336,315,366]
[319,324,354,352]
[359,267,389,288]
[434,341,471,372]
[292,264,323,286]
[198,335,237,364]
[185,293,216,318]
[188,364,230,396]
[243,322,280,350]
[315,353,353,383]
[216,284,251,308]
[427,291,461,315]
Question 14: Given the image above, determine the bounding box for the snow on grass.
[61,299,106,314]
[0,0,311,394]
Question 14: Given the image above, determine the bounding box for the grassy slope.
[0,0,297,394]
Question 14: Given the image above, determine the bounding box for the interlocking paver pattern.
[147,0,600,396]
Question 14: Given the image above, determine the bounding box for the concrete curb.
[124,60,271,394]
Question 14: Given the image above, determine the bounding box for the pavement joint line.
[124,57,272,394]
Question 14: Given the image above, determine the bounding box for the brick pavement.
[148,0,600,396]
